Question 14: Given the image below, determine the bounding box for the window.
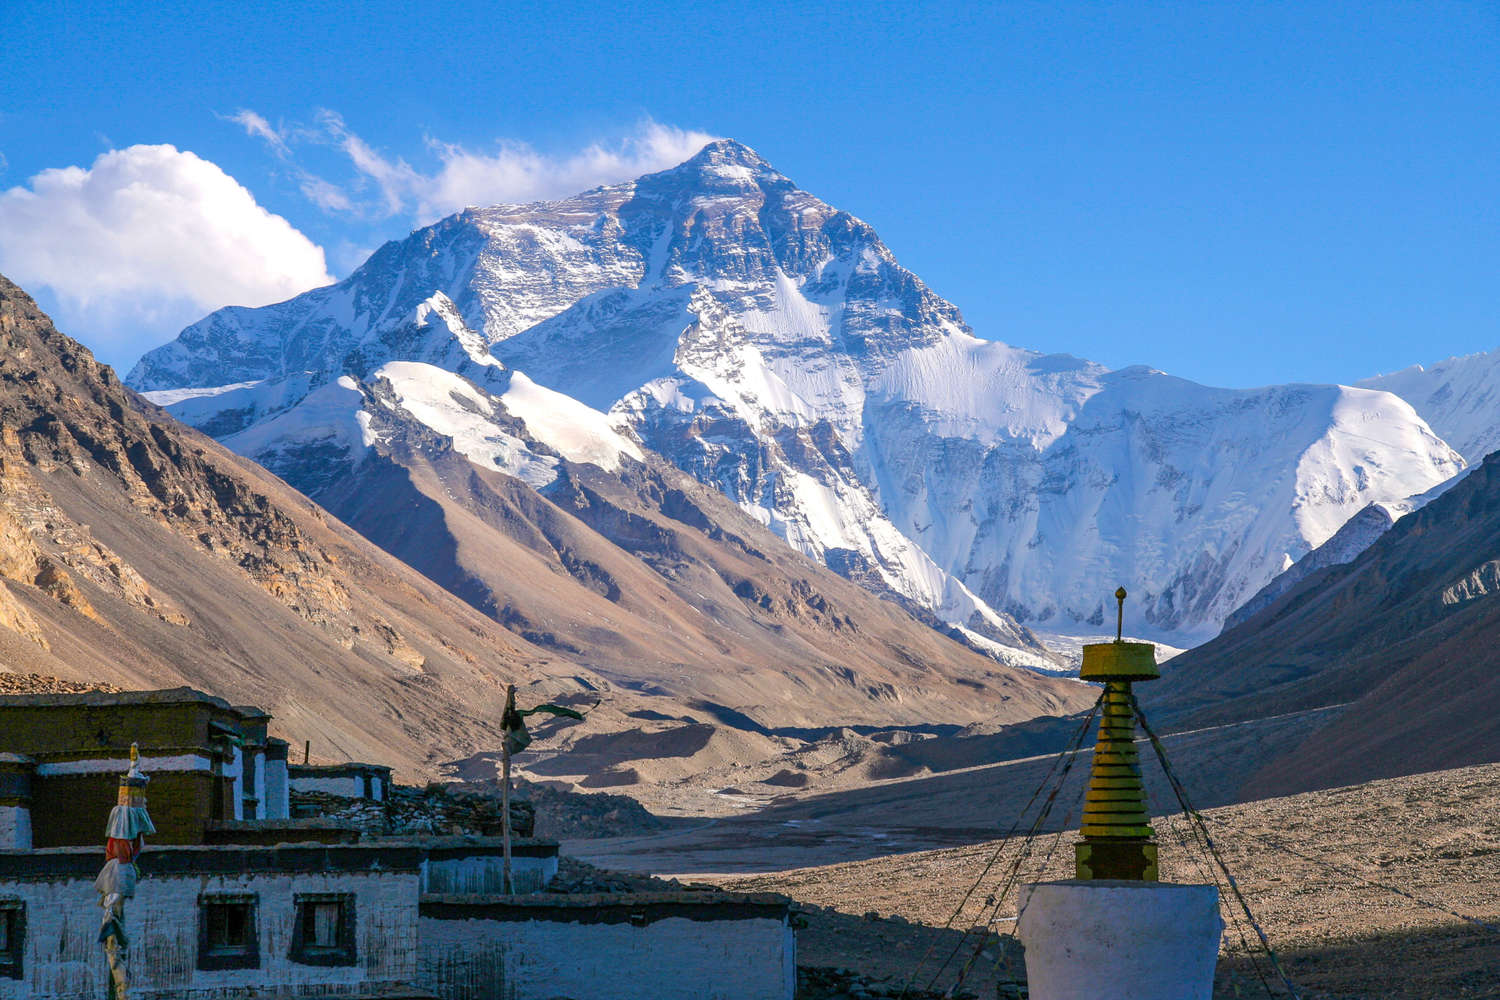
[290,893,356,966]
[0,900,22,980]
[197,894,259,970]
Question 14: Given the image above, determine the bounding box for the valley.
[702,761,1500,999]
[8,10,1498,1000]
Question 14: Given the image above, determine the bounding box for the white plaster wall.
[418,914,795,1000]
[421,854,557,895]
[0,868,421,1000]
[227,746,244,821]
[264,761,289,820]
[250,752,266,820]
[36,755,213,776]
[290,775,364,799]
[1017,881,1221,1000]
[0,806,31,850]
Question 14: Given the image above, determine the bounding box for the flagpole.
[497,686,587,896]
[502,684,514,895]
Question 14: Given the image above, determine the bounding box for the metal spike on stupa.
[1016,587,1223,1000]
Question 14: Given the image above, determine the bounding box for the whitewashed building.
[0,689,795,1000]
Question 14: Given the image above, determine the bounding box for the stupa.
[1016,588,1223,999]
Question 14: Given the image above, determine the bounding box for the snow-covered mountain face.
[1220,463,1476,633]
[1361,349,1500,465]
[1221,347,1500,635]
[129,139,1465,646]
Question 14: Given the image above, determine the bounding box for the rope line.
[945,760,1084,995]
[1163,793,1282,997]
[1159,808,1268,997]
[978,803,1076,993]
[897,692,1102,1000]
[1132,694,1303,999]
[924,702,1099,994]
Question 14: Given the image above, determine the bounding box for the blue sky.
[0,1,1495,386]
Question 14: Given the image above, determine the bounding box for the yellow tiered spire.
[1075,587,1160,881]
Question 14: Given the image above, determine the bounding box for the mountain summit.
[130,141,1463,645]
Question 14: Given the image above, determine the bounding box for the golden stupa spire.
[1075,587,1160,881]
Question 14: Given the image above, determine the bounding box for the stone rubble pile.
[542,856,713,896]
[288,790,388,835]
[387,783,536,838]
[0,671,120,695]
[287,783,537,838]
[478,777,668,839]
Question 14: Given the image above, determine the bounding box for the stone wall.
[29,769,222,847]
[289,790,388,836]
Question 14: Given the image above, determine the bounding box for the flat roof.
[419,891,794,925]
[0,686,243,711]
[0,837,558,878]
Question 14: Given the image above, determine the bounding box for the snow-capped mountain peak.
[129,140,1465,650]
[1361,347,1500,464]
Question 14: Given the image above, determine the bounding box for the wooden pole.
[502,684,515,895]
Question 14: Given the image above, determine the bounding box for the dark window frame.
[290,892,357,967]
[197,892,260,971]
[0,899,23,980]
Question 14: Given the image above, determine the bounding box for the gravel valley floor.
[579,762,1500,999]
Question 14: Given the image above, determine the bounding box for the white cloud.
[0,144,333,364]
[297,173,355,213]
[229,109,353,213]
[309,113,717,223]
[228,109,291,159]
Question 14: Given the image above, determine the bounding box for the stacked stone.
[385,784,535,838]
[288,790,389,835]
[0,672,120,695]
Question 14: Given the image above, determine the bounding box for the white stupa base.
[1017,880,1222,1000]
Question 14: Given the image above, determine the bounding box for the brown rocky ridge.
[0,272,1088,788]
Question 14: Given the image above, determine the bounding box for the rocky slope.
[0,273,566,773]
[128,140,1463,647]
[0,273,1088,788]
